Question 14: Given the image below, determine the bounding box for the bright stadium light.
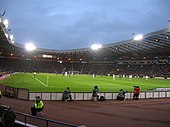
[5,33,8,38]
[9,35,14,43]
[91,43,102,50]
[3,19,9,28]
[25,43,36,51]
[9,35,14,40]
[134,35,143,41]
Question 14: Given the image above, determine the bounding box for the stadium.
[0,4,170,127]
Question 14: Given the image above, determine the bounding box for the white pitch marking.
[29,74,48,87]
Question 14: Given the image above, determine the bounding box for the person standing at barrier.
[63,87,72,102]
[116,89,126,100]
[133,86,140,100]
[92,86,99,101]
[31,96,44,116]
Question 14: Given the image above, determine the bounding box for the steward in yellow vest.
[31,96,44,116]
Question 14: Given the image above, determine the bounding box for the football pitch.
[0,73,170,92]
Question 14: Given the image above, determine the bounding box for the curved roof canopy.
[0,16,170,61]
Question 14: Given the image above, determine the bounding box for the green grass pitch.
[0,73,170,92]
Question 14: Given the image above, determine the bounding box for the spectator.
[92,86,99,100]
[133,86,140,100]
[31,96,44,116]
[0,106,6,127]
[63,87,72,102]
[117,89,126,100]
[3,110,16,127]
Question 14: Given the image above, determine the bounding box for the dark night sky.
[0,0,170,50]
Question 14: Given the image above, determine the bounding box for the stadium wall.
[17,88,29,100]
[0,84,5,91]
[0,84,29,99]
[1,84,170,100]
[29,91,170,101]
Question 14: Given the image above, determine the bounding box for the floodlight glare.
[91,44,102,50]
[25,43,36,51]
[9,35,13,40]
[3,19,9,28]
[134,35,143,41]
[5,33,8,38]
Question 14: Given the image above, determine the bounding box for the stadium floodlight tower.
[25,43,36,51]
[134,34,143,41]
[91,43,102,50]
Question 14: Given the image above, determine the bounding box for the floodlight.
[3,19,8,28]
[42,54,52,58]
[25,43,36,51]
[42,54,47,58]
[134,35,143,41]
[9,35,13,40]
[5,33,8,38]
[91,44,102,50]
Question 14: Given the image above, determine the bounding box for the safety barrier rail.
[29,91,170,101]
[15,111,84,127]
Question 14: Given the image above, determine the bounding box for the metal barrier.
[14,111,84,127]
[29,91,170,101]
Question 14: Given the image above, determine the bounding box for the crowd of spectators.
[117,64,170,77]
[0,58,169,77]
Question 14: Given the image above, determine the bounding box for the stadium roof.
[0,16,170,61]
